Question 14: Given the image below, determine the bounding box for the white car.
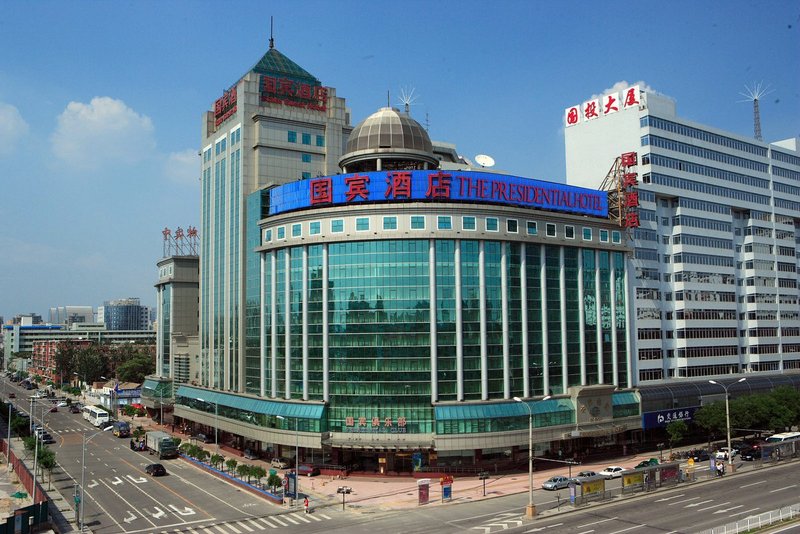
[599,465,625,479]
[715,447,737,460]
[56,401,68,407]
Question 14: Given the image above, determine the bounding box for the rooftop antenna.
[425,111,430,132]
[269,16,274,49]
[739,82,773,141]
[398,87,420,114]
[387,90,390,107]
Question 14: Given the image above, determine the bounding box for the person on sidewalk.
[304,496,309,514]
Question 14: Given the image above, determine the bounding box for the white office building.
[565,87,800,385]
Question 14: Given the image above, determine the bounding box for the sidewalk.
[125,414,709,512]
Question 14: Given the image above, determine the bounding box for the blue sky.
[1,0,798,320]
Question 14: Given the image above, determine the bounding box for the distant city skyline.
[1,0,797,319]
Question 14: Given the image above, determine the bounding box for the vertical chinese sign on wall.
[620,152,640,229]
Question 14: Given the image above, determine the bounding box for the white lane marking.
[577,531,595,534]
[731,508,760,517]
[578,517,618,527]
[282,514,299,524]
[685,499,714,508]
[769,484,798,493]
[655,494,685,502]
[290,513,311,523]
[696,501,730,512]
[270,516,288,527]
[740,480,767,488]
[668,496,700,505]
[224,522,242,533]
[608,527,641,534]
[713,505,744,514]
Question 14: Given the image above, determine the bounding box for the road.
[4,378,799,534]
[5,379,350,533]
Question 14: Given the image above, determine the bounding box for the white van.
[765,431,800,443]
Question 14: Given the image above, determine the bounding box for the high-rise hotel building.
[173,42,641,468]
[565,87,800,385]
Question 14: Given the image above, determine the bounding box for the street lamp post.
[277,415,299,507]
[708,378,746,469]
[79,427,112,531]
[514,395,551,518]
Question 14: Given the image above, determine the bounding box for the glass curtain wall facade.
[259,206,631,445]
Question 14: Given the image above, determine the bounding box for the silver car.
[541,475,571,490]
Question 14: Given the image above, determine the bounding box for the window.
[316,135,325,147]
[438,216,452,230]
[302,172,311,179]
[565,225,575,239]
[600,229,609,242]
[302,154,312,163]
[264,229,272,242]
[583,227,592,241]
[463,216,476,231]
[546,223,556,237]
[356,217,370,231]
[411,216,425,230]
[331,219,344,233]
[486,217,499,232]
[527,221,538,235]
[383,216,397,230]
[288,131,297,143]
[309,222,321,235]
[277,226,286,240]
[506,219,518,233]
[611,231,621,244]
[291,223,302,237]
[302,133,311,145]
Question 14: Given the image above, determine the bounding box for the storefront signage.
[642,407,697,429]
[343,415,408,434]
[269,170,608,218]
[564,85,641,127]
[260,75,327,111]
[620,152,640,228]
[214,86,237,127]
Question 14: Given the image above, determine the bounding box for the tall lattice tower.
[740,82,773,142]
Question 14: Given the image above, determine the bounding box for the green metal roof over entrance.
[176,385,324,420]
[435,398,573,421]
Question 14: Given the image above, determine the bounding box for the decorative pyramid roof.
[250,47,321,86]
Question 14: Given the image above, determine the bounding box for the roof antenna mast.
[269,16,274,49]
[398,87,420,115]
[739,82,773,142]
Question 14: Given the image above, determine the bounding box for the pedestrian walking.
[304,497,309,514]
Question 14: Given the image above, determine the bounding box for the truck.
[145,431,178,460]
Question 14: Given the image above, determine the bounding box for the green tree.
[117,354,155,383]
[196,449,210,463]
[266,473,282,492]
[251,466,266,487]
[665,420,688,456]
[74,345,106,386]
[693,401,726,435]
[236,463,251,482]
[210,454,224,470]
[38,447,57,489]
[53,341,77,386]
[225,458,238,474]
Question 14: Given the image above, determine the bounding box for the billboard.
[268,170,608,218]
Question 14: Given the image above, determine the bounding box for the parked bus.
[112,421,131,438]
[86,407,110,428]
[82,406,92,420]
[765,431,800,443]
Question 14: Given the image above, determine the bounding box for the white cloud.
[51,97,156,171]
[590,81,663,100]
[163,148,200,185]
[0,103,30,157]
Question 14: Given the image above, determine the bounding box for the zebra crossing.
[170,512,333,534]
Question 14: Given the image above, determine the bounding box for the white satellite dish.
[474,154,495,168]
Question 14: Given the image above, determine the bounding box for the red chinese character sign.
[564,85,641,127]
[621,152,640,229]
[259,75,328,112]
[214,86,238,127]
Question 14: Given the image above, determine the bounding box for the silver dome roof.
[346,107,433,153]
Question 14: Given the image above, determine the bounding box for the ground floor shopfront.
[171,383,642,474]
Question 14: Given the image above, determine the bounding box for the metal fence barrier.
[701,502,800,534]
